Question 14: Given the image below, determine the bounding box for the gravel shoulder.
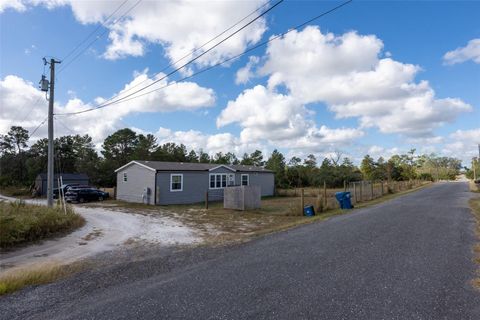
[1,182,478,320]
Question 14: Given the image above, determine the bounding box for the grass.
[0,261,85,295]
[0,186,32,198]
[0,201,85,249]
[469,192,480,290]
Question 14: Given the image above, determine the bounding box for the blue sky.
[0,0,479,164]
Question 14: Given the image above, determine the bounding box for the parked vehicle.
[53,184,81,199]
[65,188,109,203]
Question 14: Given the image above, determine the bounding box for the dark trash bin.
[335,192,353,209]
[303,205,315,216]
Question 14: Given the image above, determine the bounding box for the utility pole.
[42,58,61,207]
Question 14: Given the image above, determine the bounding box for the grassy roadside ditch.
[0,201,85,249]
[0,201,85,295]
[469,181,480,289]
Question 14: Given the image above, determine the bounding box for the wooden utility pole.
[46,58,61,207]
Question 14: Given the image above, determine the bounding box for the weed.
[0,261,85,295]
[0,202,85,249]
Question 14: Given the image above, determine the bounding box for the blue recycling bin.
[303,205,315,217]
[335,192,353,209]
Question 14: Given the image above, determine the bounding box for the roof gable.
[115,160,273,173]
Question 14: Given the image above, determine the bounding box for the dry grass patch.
[0,201,85,249]
[469,196,480,290]
[0,261,85,295]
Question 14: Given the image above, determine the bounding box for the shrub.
[0,202,85,249]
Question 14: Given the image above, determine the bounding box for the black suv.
[65,188,109,203]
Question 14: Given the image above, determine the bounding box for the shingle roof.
[132,160,273,173]
[37,173,89,180]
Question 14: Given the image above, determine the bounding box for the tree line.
[0,126,464,189]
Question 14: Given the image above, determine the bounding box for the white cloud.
[218,85,363,151]
[5,0,269,69]
[443,38,480,65]
[254,26,471,137]
[235,56,260,85]
[0,73,215,145]
[154,127,265,157]
[0,0,27,12]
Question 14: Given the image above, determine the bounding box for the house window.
[241,174,249,186]
[210,174,215,188]
[123,172,128,182]
[209,173,228,189]
[228,174,235,186]
[170,174,183,192]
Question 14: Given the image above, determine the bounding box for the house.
[34,173,89,196]
[115,160,275,205]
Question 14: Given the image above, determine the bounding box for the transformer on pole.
[40,58,61,207]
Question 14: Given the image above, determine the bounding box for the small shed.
[34,173,89,196]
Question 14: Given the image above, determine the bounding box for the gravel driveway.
[0,195,200,272]
[1,182,479,319]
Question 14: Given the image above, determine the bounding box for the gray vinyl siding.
[117,163,274,206]
[116,164,156,205]
[235,172,275,196]
[156,171,209,205]
[155,168,274,205]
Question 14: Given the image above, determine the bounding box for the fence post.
[323,181,327,209]
[370,181,374,200]
[205,191,209,210]
[353,182,357,204]
[343,180,347,192]
[300,188,304,216]
[381,180,384,196]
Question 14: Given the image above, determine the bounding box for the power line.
[29,116,48,138]
[4,1,134,130]
[60,0,130,63]
[57,0,352,116]
[57,0,143,75]
[56,0,284,116]
[98,0,274,105]
[54,116,76,135]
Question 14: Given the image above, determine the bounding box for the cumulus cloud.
[443,39,480,65]
[0,73,215,144]
[253,26,471,137]
[218,85,364,151]
[5,0,269,69]
[0,0,27,12]
[235,56,260,85]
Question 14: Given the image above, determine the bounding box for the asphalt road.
[1,182,479,319]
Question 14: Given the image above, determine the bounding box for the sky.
[0,0,479,165]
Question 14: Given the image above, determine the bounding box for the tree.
[1,126,29,154]
[198,149,210,163]
[225,152,239,165]
[288,156,301,167]
[303,154,317,168]
[186,150,199,162]
[240,153,253,165]
[134,134,157,160]
[250,150,264,166]
[265,149,287,188]
[213,152,229,164]
[360,155,376,180]
[102,128,138,166]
